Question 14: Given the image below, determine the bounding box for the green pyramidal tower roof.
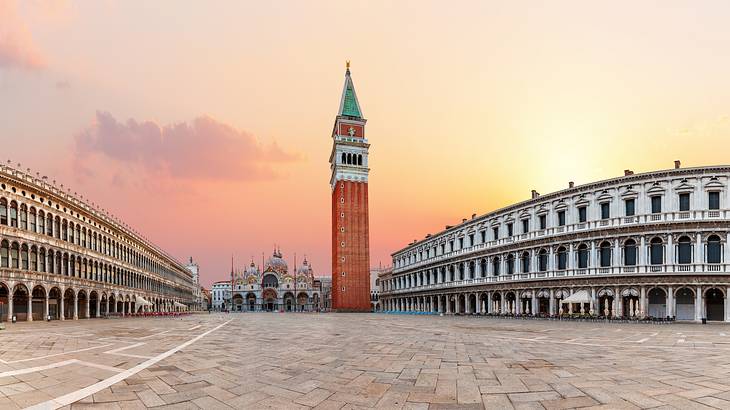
[338,66,362,118]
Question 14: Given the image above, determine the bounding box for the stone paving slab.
[2,314,730,408]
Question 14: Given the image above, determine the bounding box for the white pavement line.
[103,342,153,360]
[139,330,171,340]
[636,338,649,343]
[28,319,232,410]
[0,359,77,378]
[76,361,124,373]
[188,324,201,331]
[6,344,113,364]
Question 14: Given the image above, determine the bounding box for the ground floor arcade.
[382,279,730,322]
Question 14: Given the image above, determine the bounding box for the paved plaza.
[0,315,729,409]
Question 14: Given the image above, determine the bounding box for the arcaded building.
[382,163,730,322]
[0,164,196,321]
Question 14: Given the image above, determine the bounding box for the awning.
[560,290,591,304]
[135,296,153,307]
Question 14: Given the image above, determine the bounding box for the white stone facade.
[0,163,196,322]
[383,164,730,322]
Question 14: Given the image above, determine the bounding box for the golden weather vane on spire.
[346,60,350,69]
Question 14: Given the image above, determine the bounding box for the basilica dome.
[297,258,313,277]
[265,249,288,274]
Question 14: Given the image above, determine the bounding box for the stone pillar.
[27,292,33,322]
[60,291,65,320]
[667,286,674,318]
[695,286,703,322]
[44,295,49,320]
[446,295,452,314]
[549,289,555,315]
[531,293,537,316]
[7,290,13,323]
[725,287,730,323]
[73,294,78,320]
[475,294,481,314]
[590,288,597,315]
[639,236,646,267]
[106,298,110,315]
[515,295,521,315]
[96,297,101,318]
[85,297,90,319]
[667,235,674,267]
[640,286,646,318]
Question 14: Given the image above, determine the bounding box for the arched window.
[507,254,515,275]
[358,154,363,166]
[557,246,567,270]
[521,251,530,273]
[577,244,589,269]
[347,153,352,164]
[68,222,74,243]
[29,207,36,232]
[0,198,7,225]
[30,246,37,271]
[624,239,637,266]
[539,249,548,271]
[46,213,53,236]
[599,241,611,267]
[650,237,663,265]
[19,204,27,230]
[20,244,28,270]
[341,152,346,164]
[9,202,17,227]
[10,242,19,268]
[677,236,692,264]
[0,240,8,267]
[708,235,722,264]
[492,257,500,276]
[38,247,45,272]
[480,258,487,277]
[54,217,60,239]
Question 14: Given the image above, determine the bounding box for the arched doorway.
[109,294,116,314]
[491,292,502,313]
[77,290,88,319]
[232,294,243,312]
[262,288,277,312]
[675,287,695,321]
[246,293,256,311]
[89,291,98,318]
[283,292,295,312]
[520,291,532,315]
[479,293,489,314]
[706,288,724,321]
[31,285,46,321]
[12,284,29,321]
[647,288,666,318]
[597,288,614,317]
[297,292,308,312]
[505,292,516,314]
[536,290,550,315]
[48,287,61,320]
[64,289,75,319]
[100,294,108,316]
[621,288,640,317]
[468,294,476,314]
[0,283,8,321]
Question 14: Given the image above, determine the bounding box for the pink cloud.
[74,111,299,181]
[0,1,46,70]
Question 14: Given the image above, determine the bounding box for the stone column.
[475,294,481,314]
[7,290,13,323]
[549,289,555,315]
[106,298,110,315]
[695,286,703,322]
[446,295,452,314]
[667,286,674,318]
[84,297,89,319]
[59,291,65,320]
[27,292,33,322]
[531,293,537,316]
[96,297,101,318]
[515,295,521,315]
[73,294,78,320]
[725,287,730,323]
[640,286,646,318]
[590,288,596,315]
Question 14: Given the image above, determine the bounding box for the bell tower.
[330,62,371,312]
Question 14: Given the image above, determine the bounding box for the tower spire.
[338,61,362,118]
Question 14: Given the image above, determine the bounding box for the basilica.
[212,249,322,312]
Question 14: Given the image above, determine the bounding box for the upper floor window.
[0,199,6,226]
[492,227,499,239]
[448,240,454,252]
[650,237,663,265]
[577,244,589,268]
[599,241,611,267]
[539,215,546,230]
[557,246,567,270]
[520,251,530,273]
[440,244,445,254]
[677,236,692,264]
[707,235,722,263]
[480,230,486,243]
[679,193,690,212]
[506,254,514,275]
[458,238,463,249]
[600,203,610,219]
[578,206,587,223]
[538,249,548,271]
[521,219,529,234]
[557,210,566,226]
[624,239,637,265]
[625,198,635,216]
[709,191,720,210]
[507,223,513,237]
[468,234,474,247]
[651,196,662,214]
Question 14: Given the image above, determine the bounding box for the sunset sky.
[3,1,730,287]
